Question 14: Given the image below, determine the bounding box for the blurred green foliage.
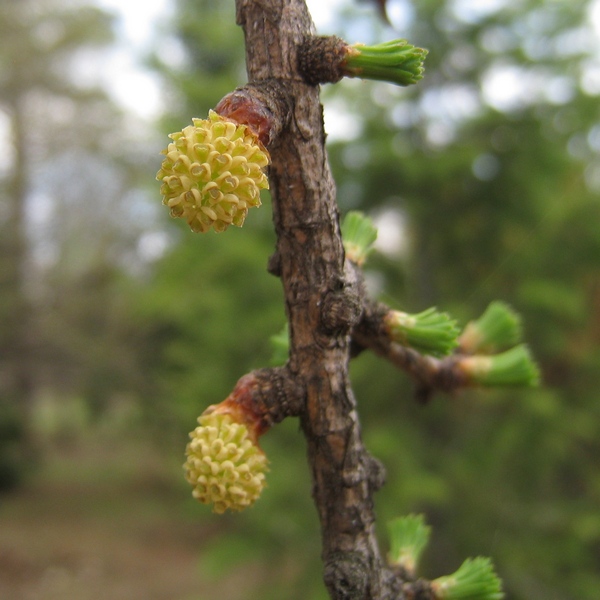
[131,219,284,431]
[0,0,130,487]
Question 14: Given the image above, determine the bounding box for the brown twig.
[235,1,402,598]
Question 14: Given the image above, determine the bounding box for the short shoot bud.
[460,302,522,354]
[341,211,378,266]
[298,36,427,87]
[385,308,460,357]
[387,514,431,574]
[431,557,504,600]
[459,344,540,388]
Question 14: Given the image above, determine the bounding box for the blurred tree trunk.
[0,99,34,411]
[0,1,142,419]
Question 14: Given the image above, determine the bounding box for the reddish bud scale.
[215,89,275,148]
[211,372,273,443]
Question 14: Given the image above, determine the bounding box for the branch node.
[321,286,362,335]
[298,35,347,86]
[215,80,293,147]
[366,454,386,492]
[324,551,370,600]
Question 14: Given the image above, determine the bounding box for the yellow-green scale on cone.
[184,412,268,513]
[157,111,270,233]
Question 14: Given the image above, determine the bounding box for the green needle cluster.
[460,344,540,388]
[343,39,428,86]
[386,307,460,357]
[341,211,378,265]
[387,514,431,573]
[386,517,504,598]
[460,301,522,354]
[432,557,504,600]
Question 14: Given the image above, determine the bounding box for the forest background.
[1,0,600,599]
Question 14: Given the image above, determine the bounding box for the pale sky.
[93,0,348,119]
[93,0,170,119]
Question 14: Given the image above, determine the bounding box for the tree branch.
[235,1,402,597]
[349,260,465,404]
[227,368,305,429]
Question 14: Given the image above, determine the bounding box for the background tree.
[0,0,156,482]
